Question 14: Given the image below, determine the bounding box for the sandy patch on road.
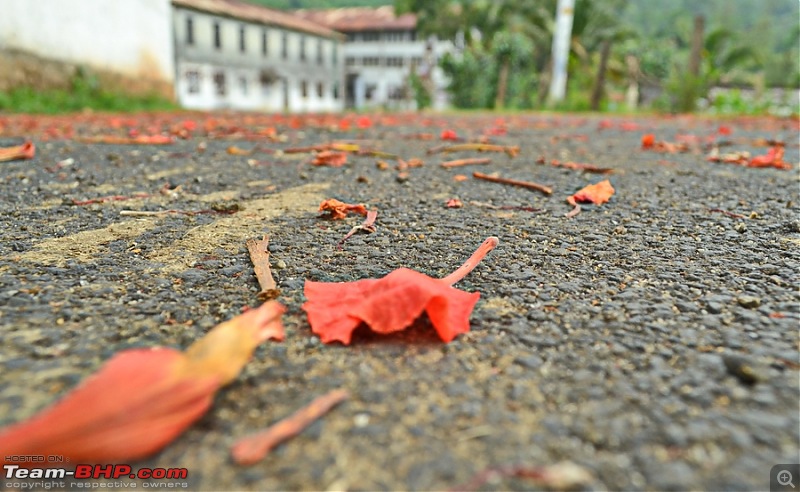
[147,182,329,272]
[16,220,157,266]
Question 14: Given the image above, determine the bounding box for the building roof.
[172,0,343,39]
[294,6,417,33]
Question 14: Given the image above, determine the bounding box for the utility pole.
[548,0,575,103]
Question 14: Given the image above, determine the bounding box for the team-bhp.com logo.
[4,462,189,489]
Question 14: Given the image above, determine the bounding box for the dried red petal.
[303,268,480,345]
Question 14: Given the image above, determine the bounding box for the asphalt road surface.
[0,112,798,491]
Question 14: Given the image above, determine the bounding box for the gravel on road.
[0,112,798,490]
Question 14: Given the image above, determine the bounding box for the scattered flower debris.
[440,129,460,141]
[640,133,689,153]
[441,157,492,168]
[318,199,368,220]
[302,237,499,345]
[565,179,615,218]
[428,143,519,157]
[454,461,594,491]
[472,171,552,195]
[546,159,614,174]
[446,198,464,208]
[231,389,349,466]
[749,146,791,169]
[338,209,378,249]
[0,302,285,464]
[72,192,152,205]
[0,141,35,162]
[246,235,280,301]
[312,150,348,167]
[76,135,174,145]
[708,208,746,219]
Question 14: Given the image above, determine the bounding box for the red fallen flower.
[641,133,655,149]
[356,116,372,129]
[0,141,35,162]
[446,198,463,208]
[749,146,791,170]
[440,129,459,141]
[319,198,368,220]
[566,179,615,218]
[312,150,348,167]
[0,301,285,466]
[302,237,499,345]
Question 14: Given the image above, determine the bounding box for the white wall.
[343,34,452,110]
[173,7,344,112]
[0,0,174,85]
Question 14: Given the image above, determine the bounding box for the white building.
[172,0,345,112]
[0,0,175,98]
[295,7,452,110]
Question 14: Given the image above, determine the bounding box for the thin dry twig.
[231,389,349,466]
[565,204,582,218]
[441,236,499,286]
[338,209,378,249]
[472,171,552,195]
[440,157,492,168]
[119,208,236,217]
[708,208,746,219]
[428,143,519,157]
[452,461,594,492]
[246,235,280,301]
[468,201,543,212]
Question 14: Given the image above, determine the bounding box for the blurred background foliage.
[255,0,798,114]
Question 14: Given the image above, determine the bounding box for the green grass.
[0,86,177,114]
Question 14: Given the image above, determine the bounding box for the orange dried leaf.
[749,146,791,169]
[303,237,498,345]
[227,145,253,155]
[641,134,655,149]
[567,179,615,207]
[0,301,285,465]
[319,198,368,220]
[0,141,35,162]
[312,150,348,167]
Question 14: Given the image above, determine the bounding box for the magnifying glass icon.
[778,470,795,488]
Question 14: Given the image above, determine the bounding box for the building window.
[186,17,194,45]
[316,82,324,98]
[388,85,405,100]
[260,70,274,95]
[239,76,248,95]
[301,80,308,99]
[365,84,376,101]
[239,25,246,53]
[316,39,323,65]
[345,57,356,66]
[213,71,226,95]
[410,31,417,41]
[386,57,404,67]
[186,70,200,94]
[213,21,221,49]
[281,32,288,59]
[332,45,338,66]
[333,81,339,99]
[385,31,405,42]
[346,33,357,42]
[262,30,268,56]
[300,35,306,61]
[362,56,380,66]
[362,31,379,42]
